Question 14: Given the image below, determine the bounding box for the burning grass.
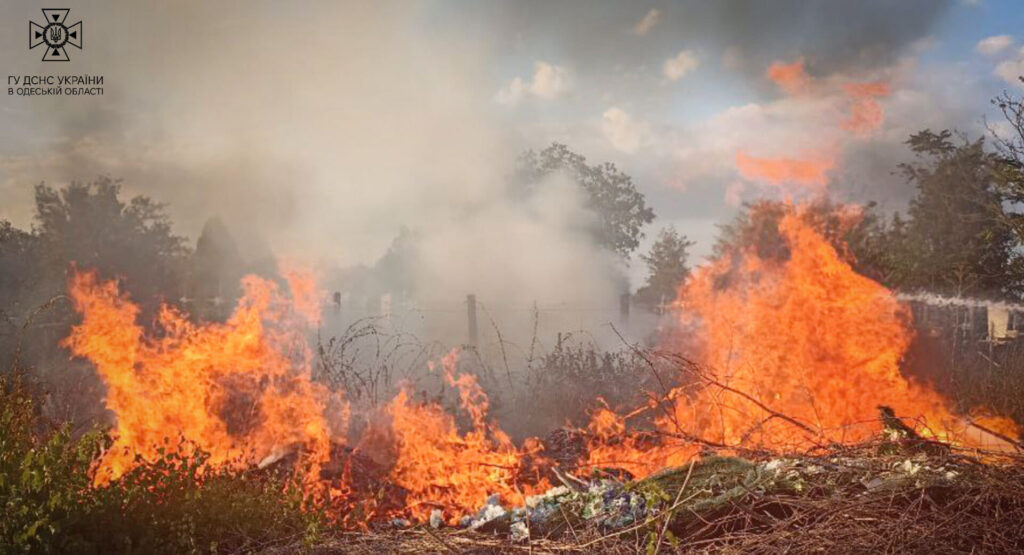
[5,359,1024,553]
[5,202,1024,552]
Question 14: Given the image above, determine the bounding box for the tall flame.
[64,270,336,487]
[64,222,1019,525]
[587,204,1019,477]
[673,207,941,446]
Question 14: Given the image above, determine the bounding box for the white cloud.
[496,61,569,106]
[530,61,569,99]
[976,35,1013,55]
[600,107,650,153]
[633,9,660,35]
[667,96,843,189]
[995,46,1024,87]
[663,50,699,81]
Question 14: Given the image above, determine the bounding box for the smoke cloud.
[0,0,975,343]
[0,1,645,349]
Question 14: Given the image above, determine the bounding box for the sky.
[2,0,1024,293]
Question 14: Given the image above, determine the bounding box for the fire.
[281,265,324,326]
[672,205,939,447]
[584,405,698,478]
[767,58,810,95]
[63,223,1020,525]
[65,269,548,524]
[383,348,547,524]
[735,150,835,190]
[587,204,1018,477]
[842,80,890,135]
[64,270,336,487]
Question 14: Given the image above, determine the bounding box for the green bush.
[0,374,328,554]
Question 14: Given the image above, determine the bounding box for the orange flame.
[587,204,1019,476]
[735,150,835,190]
[584,405,698,478]
[637,206,1014,465]
[673,206,938,447]
[767,58,810,95]
[64,270,336,487]
[842,80,890,136]
[64,270,551,524]
[383,349,547,524]
[64,226,1020,525]
[281,264,324,326]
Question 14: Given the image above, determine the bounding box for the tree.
[515,143,655,257]
[32,177,189,312]
[0,221,41,315]
[373,226,420,300]
[988,79,1024,248]
[1,179,191,425]
[186,217,246,320]
[635,226,694,310]
[893,130,1023,298]
[708,199,905,290]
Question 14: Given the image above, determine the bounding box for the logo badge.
[30,9,82,62]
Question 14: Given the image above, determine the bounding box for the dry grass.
[280,443,1024,554]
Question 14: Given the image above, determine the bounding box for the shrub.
[0,373,327,554]
[514,343,655,436]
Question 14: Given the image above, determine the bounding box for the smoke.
[897,292,1024,313]
[0,0,976,348]
[0,1,635,343]
[414,173,623,305]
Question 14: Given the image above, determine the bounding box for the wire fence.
[316,294,665,360]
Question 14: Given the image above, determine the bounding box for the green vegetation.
[0,374,326,554]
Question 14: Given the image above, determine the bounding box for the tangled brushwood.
[280,443,1024,554]
[6,359,1024,554]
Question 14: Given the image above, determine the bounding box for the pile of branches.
[275,441,1024,554]
[273,344,1024,553]
[636,445,1024,554]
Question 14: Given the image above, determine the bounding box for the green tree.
[0,221,41,316]
[31,177,189,311]
[989,80,1024,249]
[1,178,191,429]
[709,198,906,290]
[515,143,655,257]
[635,226,694,310]
[893,130,1023,297]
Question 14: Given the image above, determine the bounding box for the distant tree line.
[5,83,1024,380]
[716,124,1024,301]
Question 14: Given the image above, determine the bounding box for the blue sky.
[443,1,1024,264]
